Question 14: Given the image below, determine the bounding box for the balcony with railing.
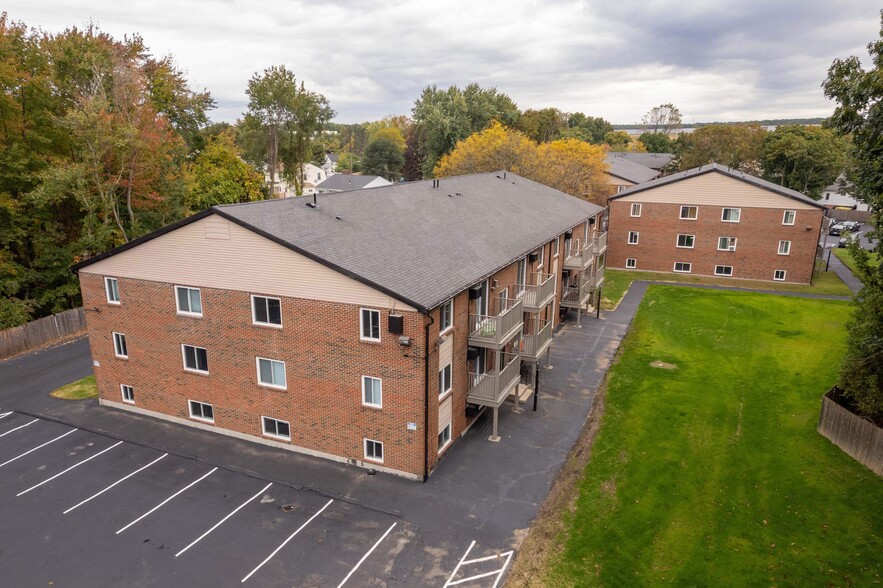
[522,320,553,362]
[563,241,591,270]
[467,352,521,407]
[594,264,605,288]
[517,273,555,312]
[591,231,608,255]
[468,295,523,349]
[560,271,594,308]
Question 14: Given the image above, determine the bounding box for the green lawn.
[832,247,881,276]
[548,287,881,586]
[50,375,98,400]
[601,267,851,310]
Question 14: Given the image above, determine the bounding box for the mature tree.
[638,131,673,153]
[412,83,520,177]
[535,139,608,204]
[677,124,767,172]
[517,108,566,143]
[185,133,265,212]
[245,65,334,197]
[760,125,847,198]
[365,115,409,152]
[642,103,682,135]
[362,136,405,181]
[402,124,424,181]
[604,130,645,152]
[823,11,883,423]
[563,113,614,144]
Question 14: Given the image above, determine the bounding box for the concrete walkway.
[824,251,863,294]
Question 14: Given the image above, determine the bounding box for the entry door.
[498,287,508,314]
[517,257,527,291]
[476,280,489,316]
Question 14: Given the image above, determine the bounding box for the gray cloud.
[5,0,880,124]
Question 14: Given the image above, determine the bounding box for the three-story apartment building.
[73,172,606,480]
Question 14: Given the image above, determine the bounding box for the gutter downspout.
[423,313,435,482]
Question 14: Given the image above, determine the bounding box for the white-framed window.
[175,286,203,317]
[782,210,796,225]
[680,205,698,220]
[774,269,787,281]
[721,208,741,222]
[105,277,120,304]
[628,231,639,245]
[256,357,287,389]
[182,344,208,374]
[362,375,382,408]
[364,438,383,462]
[676,234,695,248]
[718,237,737,251]
[360,308,381,342]
[617,185,627,194]
[439,299,453,333]
[553,236,560,258]
[626,258,637,269]
[113,332,128,358]
[673,262,692,273]
[188,400,214,423]
[439,364,452,398]
[120,384,134,404]
[630,203,642,217]
[261,416,291,440]
[715,265,734,276]
[252,295,282,327]
[778,240,791,255]
[536,245,544,268]
[438,423,452,452]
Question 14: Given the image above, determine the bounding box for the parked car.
[842,220,861,231]
[839,232,859,248]
[829,223,845,236]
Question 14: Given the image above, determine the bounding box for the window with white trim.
[715,265,734,276]
[626,258,637,269]
[778,240,791,255]
[120,384,134,404]
[362,375,382,408]
[673,262,692,273]
[182,345,208,373]
[676,234,695,248]
[113,332,128,358]
[630,203,642,217]
[438,423,452,452]
[364,438,383,462]
[175,286,202,316]
[774,269,786,281]
[188,400,214,422]
[617,185,627,193]
[721,208,741,222]
[360,308,381,341]
[439,299,453,333]
[628,231,639,245]
[439,364,452,397]
[105,277,120,304]
[782,210,796,225]
[262,416,290,440]
[536,245,544,268]
[257,358,287,389]
[252,295,282,326]
[718,237,737,251]
[680,205,698,220]
[553,236,560,257]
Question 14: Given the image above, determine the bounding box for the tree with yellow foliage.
[434,122,609,204]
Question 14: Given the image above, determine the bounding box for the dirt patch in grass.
[505,378,610,587]
[50,375,97,400]
[650,360,677,370]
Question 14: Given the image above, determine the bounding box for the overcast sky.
[5,1,880,125]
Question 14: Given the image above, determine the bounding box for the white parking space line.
[0,411,13,419]
[116,467,218,535]
[17,441,124,497]
[0,428,77,469]
[444,540,476,587]
[64,453,168,515]
[0,418,38,438]
[175,482,273,558]
[241,498,334,583]
[336,521,398,588]
[445,541,514,588]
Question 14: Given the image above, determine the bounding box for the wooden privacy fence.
[818,389,883,476]
[0,308,86,360]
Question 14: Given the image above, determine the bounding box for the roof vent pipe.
[503,172,507,179]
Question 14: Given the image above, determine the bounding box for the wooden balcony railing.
[563,242,591,270]
[591,231,608,255]
[468,296,523,349]
[467,353,521,407]
[517,273,555,312]
[522,320,553,361]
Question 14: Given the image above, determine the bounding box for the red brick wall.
[81,273,427,476]
[607,202,822,284]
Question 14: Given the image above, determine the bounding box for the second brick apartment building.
[73,172,606,480]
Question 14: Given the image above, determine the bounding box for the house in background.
[607,163,825,284]
[821,181,871,212]
[605,154,660,197]
[322,153,339,175]
[315,174,392,193]
[265,163,329,198]
[72,172,606,480]
[608,152,677,172]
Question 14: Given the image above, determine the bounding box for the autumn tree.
[760,125,847,198]
[823,10,883,423]
[535,139,608,203]
[517,108,566,143]
[604,130,646,152]
[185,132,265,212]
[677,124,767,172]
[642,103,682,135]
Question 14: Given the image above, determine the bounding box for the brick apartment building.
[607,163,825,284]
[73,173,606,480]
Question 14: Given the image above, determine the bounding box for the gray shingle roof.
[605,154,659,184]
[217,173,602,311]
[316,174,386,191]
[609,152,676,170]
[609,162,825,208]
